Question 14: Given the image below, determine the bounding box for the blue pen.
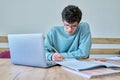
[107,56,120,63]
[117,55,120,57]
[107,59,120,63]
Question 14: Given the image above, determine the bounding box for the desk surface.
[0,59,120,80]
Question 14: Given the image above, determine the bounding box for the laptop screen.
[8,33,50,67]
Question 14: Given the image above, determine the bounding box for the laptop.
[8,33,55,67]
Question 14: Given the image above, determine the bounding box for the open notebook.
[62,67,120,78]
[56,59,120,78]
[56,59,120,71]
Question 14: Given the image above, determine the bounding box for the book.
[62,67,120,78]
[56,59,120,71]
[106,56,120,63]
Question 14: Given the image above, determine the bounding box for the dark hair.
[62,5,82,23]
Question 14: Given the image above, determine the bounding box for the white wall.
[0,0,120,38]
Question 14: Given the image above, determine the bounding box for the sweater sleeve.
[44,29,54,61]
[61,23,92,59]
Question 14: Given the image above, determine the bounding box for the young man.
[45,5,92,61]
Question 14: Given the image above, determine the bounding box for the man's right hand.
[52,53,65,61]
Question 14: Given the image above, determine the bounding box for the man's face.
[63,20,79,35]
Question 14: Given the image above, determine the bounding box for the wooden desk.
[0,59,120,80]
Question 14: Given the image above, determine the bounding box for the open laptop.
[8,33,55,67]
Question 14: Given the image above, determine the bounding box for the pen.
[117,55,120,57]
[51,46,59,53]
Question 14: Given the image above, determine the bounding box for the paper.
[62,67,120,78]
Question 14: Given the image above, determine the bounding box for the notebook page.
[56,59,106,71]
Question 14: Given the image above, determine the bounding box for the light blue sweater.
[44,22,92,61]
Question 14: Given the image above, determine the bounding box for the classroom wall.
[0,0,120,38]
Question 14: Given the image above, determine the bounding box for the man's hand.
[52,53,65,61]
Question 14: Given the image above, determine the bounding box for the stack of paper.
[62,67,120,78]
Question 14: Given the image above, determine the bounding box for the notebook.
[8,33,55,67]
[62,67,120,78]
[56,59,120,71]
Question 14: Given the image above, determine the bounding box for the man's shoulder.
[78,22,90,29]
[77,22,90,33]
[50,26,64,31]
[79,22,89,27]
